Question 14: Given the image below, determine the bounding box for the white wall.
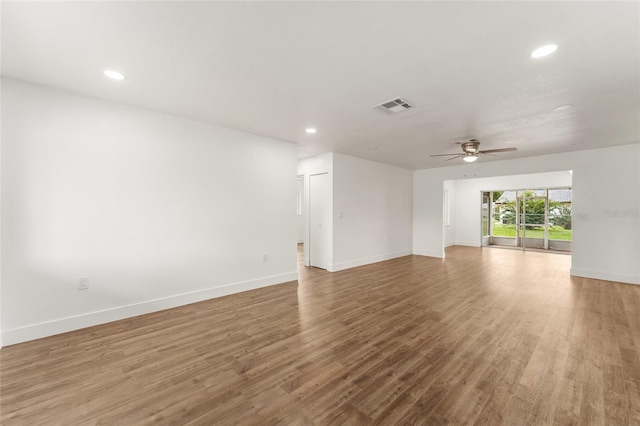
[297,152,413,272]
[414,144,640,284]
[453,171,572,247]
[1,79,298,345]
[297,153,333,266]
[332,153,413,271]
[297,177,304,243]
[0,83,2,350]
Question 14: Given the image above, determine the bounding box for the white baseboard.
[455,241,481,247]
[329,250,413,272]
[570,268,639,285]
[1,271,298,346]
[413,248,444,258]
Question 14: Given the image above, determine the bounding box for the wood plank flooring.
[2,245,640,425]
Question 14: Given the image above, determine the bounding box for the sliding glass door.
[488,188,572,252]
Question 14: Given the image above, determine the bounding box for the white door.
[309,173,330,269]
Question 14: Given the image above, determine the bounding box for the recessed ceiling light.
[104,69,126,80]
[305,128,317,134]
[552,104,574,112]
[531,44,558,58]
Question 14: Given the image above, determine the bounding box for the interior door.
[309,173,330,269]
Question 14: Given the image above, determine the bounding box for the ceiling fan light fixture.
[460,140,480,153]
[431,139,516,162]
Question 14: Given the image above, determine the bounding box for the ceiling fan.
[430,139,517,163]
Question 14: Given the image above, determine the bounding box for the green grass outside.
[491,223,572,240]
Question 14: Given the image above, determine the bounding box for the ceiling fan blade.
[430,153,461,157]
[444,155,465,161]
[478,152,497,156]
[477,147,517,154]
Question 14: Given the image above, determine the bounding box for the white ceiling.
[2,1,639,170]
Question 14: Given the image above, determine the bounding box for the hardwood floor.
[2,245,640,425]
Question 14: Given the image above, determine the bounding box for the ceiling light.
[305,128,317,134]
[531,44,558,58]
[552,104,574,112]
[104,69,126,80]
[462,154,478,163]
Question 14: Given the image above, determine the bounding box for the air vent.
[373,97,414,113]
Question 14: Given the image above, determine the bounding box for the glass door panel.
[518,190,547,249]
[481,192,490,247]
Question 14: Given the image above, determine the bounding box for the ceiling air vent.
[373,97,414,113]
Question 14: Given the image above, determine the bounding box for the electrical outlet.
[262,253,269,262]
[78,276,89,290]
